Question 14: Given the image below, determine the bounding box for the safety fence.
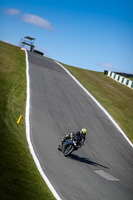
[106,71,133,90]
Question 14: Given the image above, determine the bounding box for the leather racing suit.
[62,131,85,148]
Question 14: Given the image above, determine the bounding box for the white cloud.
[22,13,53,31]
[97,62,114,69]
[3,8,53,31]
[4,8,20,15]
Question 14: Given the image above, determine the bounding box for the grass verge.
[129,77,133,81]
[0,41,55,200]
[61,63,133,143]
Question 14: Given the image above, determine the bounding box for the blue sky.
[0,0,133,73]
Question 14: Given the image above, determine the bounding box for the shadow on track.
[68,154,109,169]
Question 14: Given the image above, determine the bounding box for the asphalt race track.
[28,51,133,200]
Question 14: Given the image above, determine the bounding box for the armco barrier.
[107,71,133,90]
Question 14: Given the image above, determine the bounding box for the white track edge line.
[25,51,62,200]
[55,61,133,148]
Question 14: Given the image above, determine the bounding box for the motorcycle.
[58,139,80,157]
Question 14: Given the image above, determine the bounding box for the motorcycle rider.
[60,128,87,148]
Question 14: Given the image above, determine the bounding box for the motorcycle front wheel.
[64,144,74,157]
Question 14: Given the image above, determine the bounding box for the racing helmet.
[80,128,87,137]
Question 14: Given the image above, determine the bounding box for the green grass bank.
[0,41,55,200]
[61,63,133,143]
[129,77,133,81]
